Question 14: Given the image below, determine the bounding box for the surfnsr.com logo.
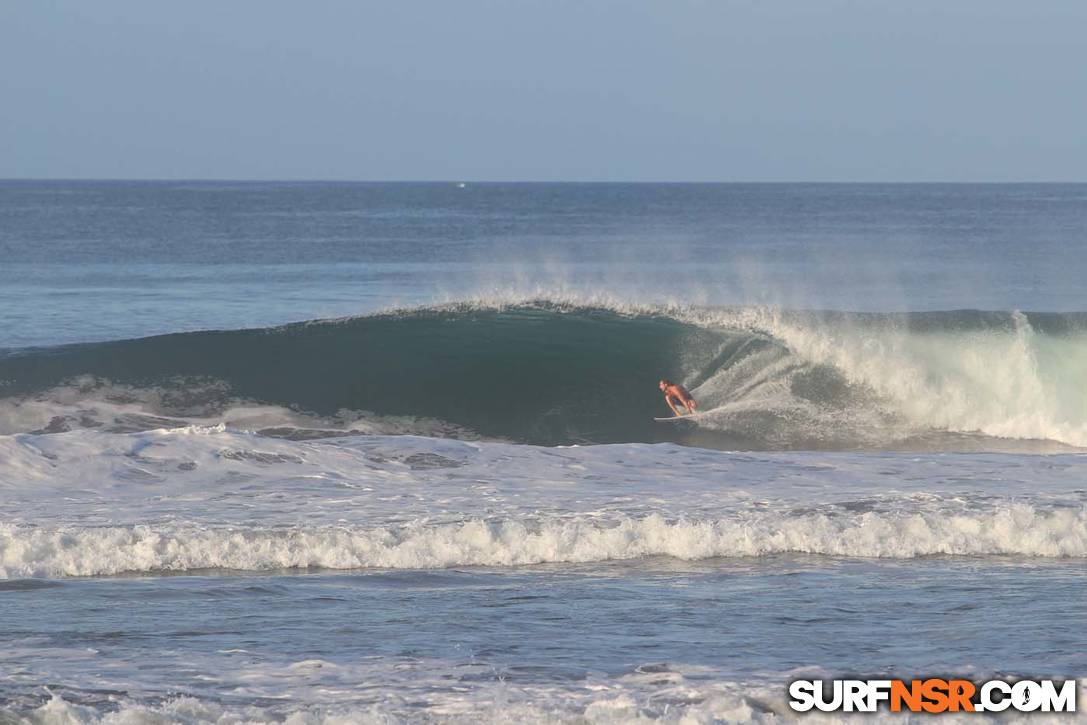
[788,679,1077,713]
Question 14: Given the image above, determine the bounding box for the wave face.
[1,302,1085,450]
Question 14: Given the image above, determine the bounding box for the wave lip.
[3,505,1085,579]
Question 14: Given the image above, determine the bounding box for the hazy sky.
[2,1,1085,181]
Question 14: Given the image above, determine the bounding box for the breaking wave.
[3,505,1085,579]
[11,678,1087,724]
[1,301,1085,450]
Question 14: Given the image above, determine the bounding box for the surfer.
[659,379,698,417]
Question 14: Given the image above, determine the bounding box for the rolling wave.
[3,504,1085,578]
[1,301,1084,450]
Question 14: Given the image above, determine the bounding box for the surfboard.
[653,412,710,422]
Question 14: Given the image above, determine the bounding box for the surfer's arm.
[665,395,684,416]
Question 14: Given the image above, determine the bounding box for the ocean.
[0,181,1084,722]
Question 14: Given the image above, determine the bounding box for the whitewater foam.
[2,427,1085,578]
[741,307,1087,448]
[3,504,1085,579]
[0,377,480,440]
[10,673,1087,724]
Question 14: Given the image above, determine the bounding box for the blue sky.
[2,1,1085,181]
